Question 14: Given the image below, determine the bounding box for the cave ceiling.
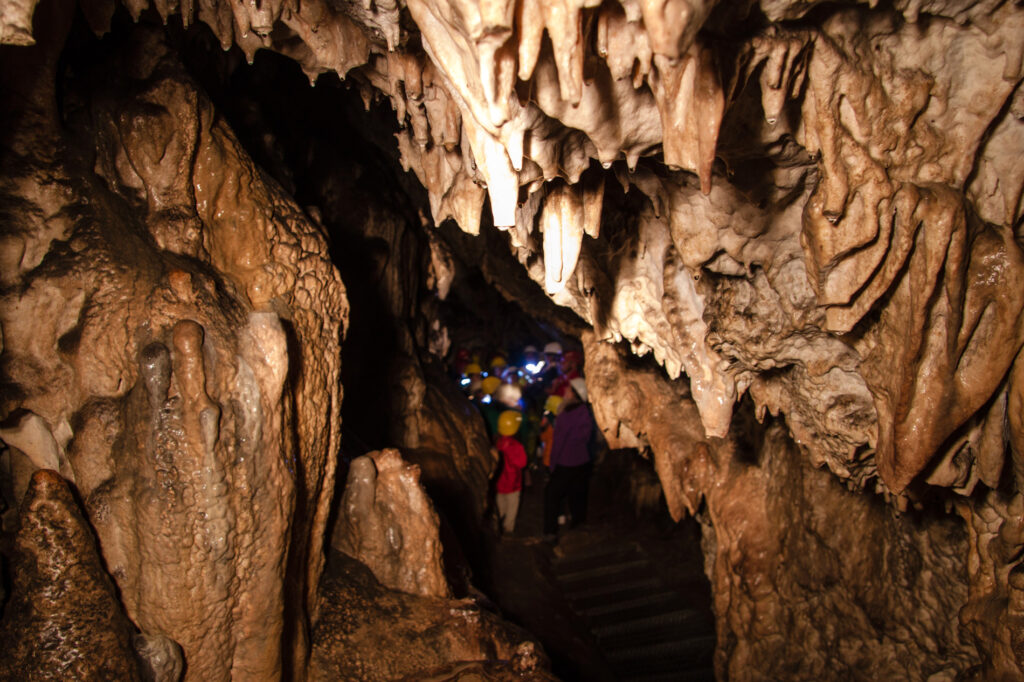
[4,0,1024,502]
[1,0,1024,678]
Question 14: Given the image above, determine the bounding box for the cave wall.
[585,334,979,679]
[263,74,500,522]
[0,8,347,678]
[2,0,1024,678]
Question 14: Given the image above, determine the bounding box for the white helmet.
[494,382,522,408]
[543,341,563,355]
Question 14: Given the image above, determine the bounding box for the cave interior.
[1,0,1023,680]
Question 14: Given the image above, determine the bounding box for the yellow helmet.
[490,355,507,369]
[464,363,483,375]
[544,394,563,415]
[498,410,523,436]
[481,376,502,395]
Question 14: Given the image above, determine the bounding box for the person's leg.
[497,491,509,528]
[503,489,521,533]
[579,460,593,524]
[544,468,569,535]
[496,492,510,532]
[567,463,590,527]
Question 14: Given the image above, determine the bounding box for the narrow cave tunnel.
[177,34,717,680]
[1,0,1023,681]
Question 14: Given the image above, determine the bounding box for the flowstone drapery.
[3,0,1024,678]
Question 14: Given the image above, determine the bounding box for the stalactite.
[3,0,1024,677]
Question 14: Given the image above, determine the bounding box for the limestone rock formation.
[2,0,1024,678]
[584,334,980,679]
[0,470,142,680]
[5,0,1024,497]
[310,551,553,681]
[0,14,346,680]
[333,448,451,598]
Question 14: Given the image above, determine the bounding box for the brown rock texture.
[0,470,141,680]
[0,13,346,681]
[291,104,500,531]
[332,448,451,598]
[3,0,1024,678]
[6,0,1023,500]
[310,551,553,681]
[584,334,981,679]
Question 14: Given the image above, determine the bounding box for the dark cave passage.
[3,0,1019,678]
[168,22,718,680]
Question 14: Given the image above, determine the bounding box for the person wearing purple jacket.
[543,376,595,540]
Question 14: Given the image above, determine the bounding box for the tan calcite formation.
[4,0,1024,677]
[31,0,1021,500]
[0,470,143,680]
[958,491,1024,679]
[368,0,1023,500]
[583,334,982,679]
[332,448,451,598]
[310,552,552,680]
[0,20,346,682]
[765,9,1024,493]
[0,0,39,43]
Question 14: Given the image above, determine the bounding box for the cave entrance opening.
[63,12,718,679]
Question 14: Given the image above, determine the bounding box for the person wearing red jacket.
[495,411,528,534]
[548,349,581,399]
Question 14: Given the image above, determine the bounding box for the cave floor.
[481,455,716,681]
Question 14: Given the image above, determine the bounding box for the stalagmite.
[3,0,1024,678]
[0,22,346,679]
[0,471,142,679]
[332,448,450,598]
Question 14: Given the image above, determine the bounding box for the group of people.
[454,342,597,543]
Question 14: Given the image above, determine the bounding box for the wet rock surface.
[0,16,346,680]
[1,0,1023,678]
[108,0,1024,506]
[0,470,141,680]
[310,549,554,681]
[585,335,981,679]
[332,448,451,598]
